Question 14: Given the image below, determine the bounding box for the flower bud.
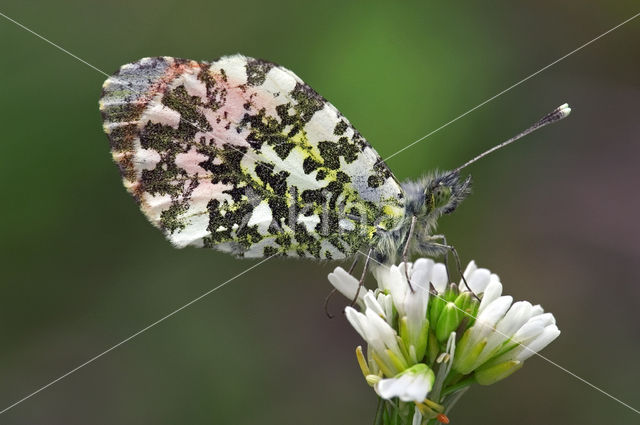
[366,374,382,386]
[436,302,462,342]
[399,315,430,363]
[452,328,487,374]
[475,360,523,385]
[427,329,439,365]
[444,283,459,301]
[454,291,479,328]
[428,293,446,328]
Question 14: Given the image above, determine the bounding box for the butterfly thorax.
[371,170,471,265]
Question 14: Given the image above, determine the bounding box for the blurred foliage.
[1,1,639,424]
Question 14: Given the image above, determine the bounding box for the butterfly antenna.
[453,103,571,174]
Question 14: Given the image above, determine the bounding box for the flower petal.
[477,296,513,328]
[516,325,561,361]
[464,295,513,352]
[328,267,364,303]
[411,258,435,287]
[376,374,409,399]
[412,406,423,425]
[345,308,371,344]
[385,265,410,314]
[462,261,477,282]
[463,264,492,293]
[478,277,503,314]
[403,373,431,401]
[364,292,386,319]
[365,309,402,355]
[431,262,449,293]
[471,301,533,367]
[375,365,434,402]
[377,292,395,325]
[496,301,534,339]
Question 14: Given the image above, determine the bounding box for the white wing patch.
[247,201,273,234]
[100,55,406,259]
[141,103,181,128]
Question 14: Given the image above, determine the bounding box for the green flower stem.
[442,370,463,389]
[444,387,470,414]
[441,376,476,397]
[374,397,384,425]
[385,400,401,425]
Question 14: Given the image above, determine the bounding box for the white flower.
[454,269,561,379]
[489,312,561,363]
[329,257,561,421]
[345,306,408,376]
[374,259,447,363]
[459,260,503,314]
[327,267,366,305]
[374,292,395,326]
[375,364,435,402]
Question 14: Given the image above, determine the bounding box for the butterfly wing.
[100,55,405,258]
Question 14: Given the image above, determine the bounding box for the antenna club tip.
[557,103,571,119]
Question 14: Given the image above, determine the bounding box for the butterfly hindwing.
[100,55,405,258]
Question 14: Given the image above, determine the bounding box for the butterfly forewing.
[100,55,405,258]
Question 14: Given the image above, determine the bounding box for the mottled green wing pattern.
[100,55,405,259]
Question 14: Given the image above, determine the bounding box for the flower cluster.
[328,259,560,424]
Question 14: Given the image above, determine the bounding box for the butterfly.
[99,55,569,269]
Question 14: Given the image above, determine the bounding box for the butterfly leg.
[426,240,476,299]
[347,255,360,274]
[402,216,418,292]
[350,247,373,307]
[428,234,451,282]
[324,256,360,318]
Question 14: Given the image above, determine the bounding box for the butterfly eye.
[432,185,453,209]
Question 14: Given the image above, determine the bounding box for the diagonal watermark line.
[357,250,640,415]
[0,8,328,239]
[0,10,312,192]
[382,10,640,163]
[0,254,277,415]
[1,4,639,418]
[0,11,110,78]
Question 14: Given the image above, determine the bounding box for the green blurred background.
[1,1,639,424]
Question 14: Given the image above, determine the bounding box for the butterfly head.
[370,171,471,265]
[402,170,472,225]
[426,170,472,215]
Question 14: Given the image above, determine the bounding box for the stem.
[444,387,470,414]
[388,400,400,425]
[374,397,384,425]
[441,376,475,398]
[442,371,463,388]
[429,362,449,402]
